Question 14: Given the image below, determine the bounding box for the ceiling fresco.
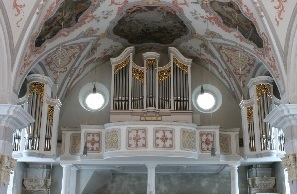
[8,0,287,102]
[215,44,259,92]
[209,1,264,48]
[112,6,189,45]
[35,0,92,48]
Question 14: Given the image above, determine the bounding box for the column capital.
[0,104,34,131]
[0,154,16,185]
[264,104,297,129]
[61,164,72,168]
[229,163,240,168]
[145,164,157,169]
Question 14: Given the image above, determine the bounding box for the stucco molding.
[0,104,34,131]
[264,104,297,129]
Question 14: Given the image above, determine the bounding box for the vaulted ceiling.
[1,0,293,102]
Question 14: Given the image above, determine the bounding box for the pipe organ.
[110,47,192,123]
[240,76,285,158]
[13,74,61,159]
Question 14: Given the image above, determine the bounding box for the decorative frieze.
[0,155,16,185]
[23,178,51,190]
[106,129,120,151]
[199,131,215,153]
[181,129,196,151]
[85,132,101,153]
[248,177,275,189]
[154,128,174,149]
[70,133,81,155]
[219,134,231,155]
[127,128,147,149]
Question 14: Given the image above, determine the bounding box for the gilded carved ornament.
[158,68,171,84]
[47,105,54,125]
[0,155,16,185]
[29,82,45,102]
[247,106,253,123]
[146,59,157,69]
[132,67,144,84]
[173,57,188,74]
[114,56,130,74]
[256,84,272,101]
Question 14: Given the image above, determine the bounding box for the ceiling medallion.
[108,3,195,48]
[210,1,264,48]
[35,0,92,48]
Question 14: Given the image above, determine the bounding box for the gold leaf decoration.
[132,67,144,84]
[47,105,54,125]
[114,56,130,74]
[158,68,171,84]
[256,84,272,101]
[146,59,157,68]
[173,57,188,74]
[247,106,253,123]
[29,82,45,102]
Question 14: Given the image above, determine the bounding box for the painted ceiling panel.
[210,1,263,48]
[2,0,40,47]
[258,0,296,52]
[112,6,188,44]
[35,0,92,48]
[9,0,287,102]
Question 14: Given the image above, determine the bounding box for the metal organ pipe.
[111,51,191,112]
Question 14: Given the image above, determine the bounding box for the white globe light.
[85,93,105,110]
[197,92,216,110]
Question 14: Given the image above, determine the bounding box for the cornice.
[264,104,297,129]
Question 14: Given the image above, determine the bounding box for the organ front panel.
[13,74,61,159]
[240,76,284,158]
[110,47,192,123]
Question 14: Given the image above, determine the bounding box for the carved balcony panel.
[60,123,242,163]
[104,122,198,159]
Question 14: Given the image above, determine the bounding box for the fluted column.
[146,164,156,194]
[230,164,239,194]
[0,104,34,194]
[61,165,71,194]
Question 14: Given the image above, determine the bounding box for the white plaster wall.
[272,162,287,194]
[76,169,97,194]
[59,58,242,140]
[12,162,26,194]
[50,165,63,194]
[191,63,242,130]
[59,62,112,140]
